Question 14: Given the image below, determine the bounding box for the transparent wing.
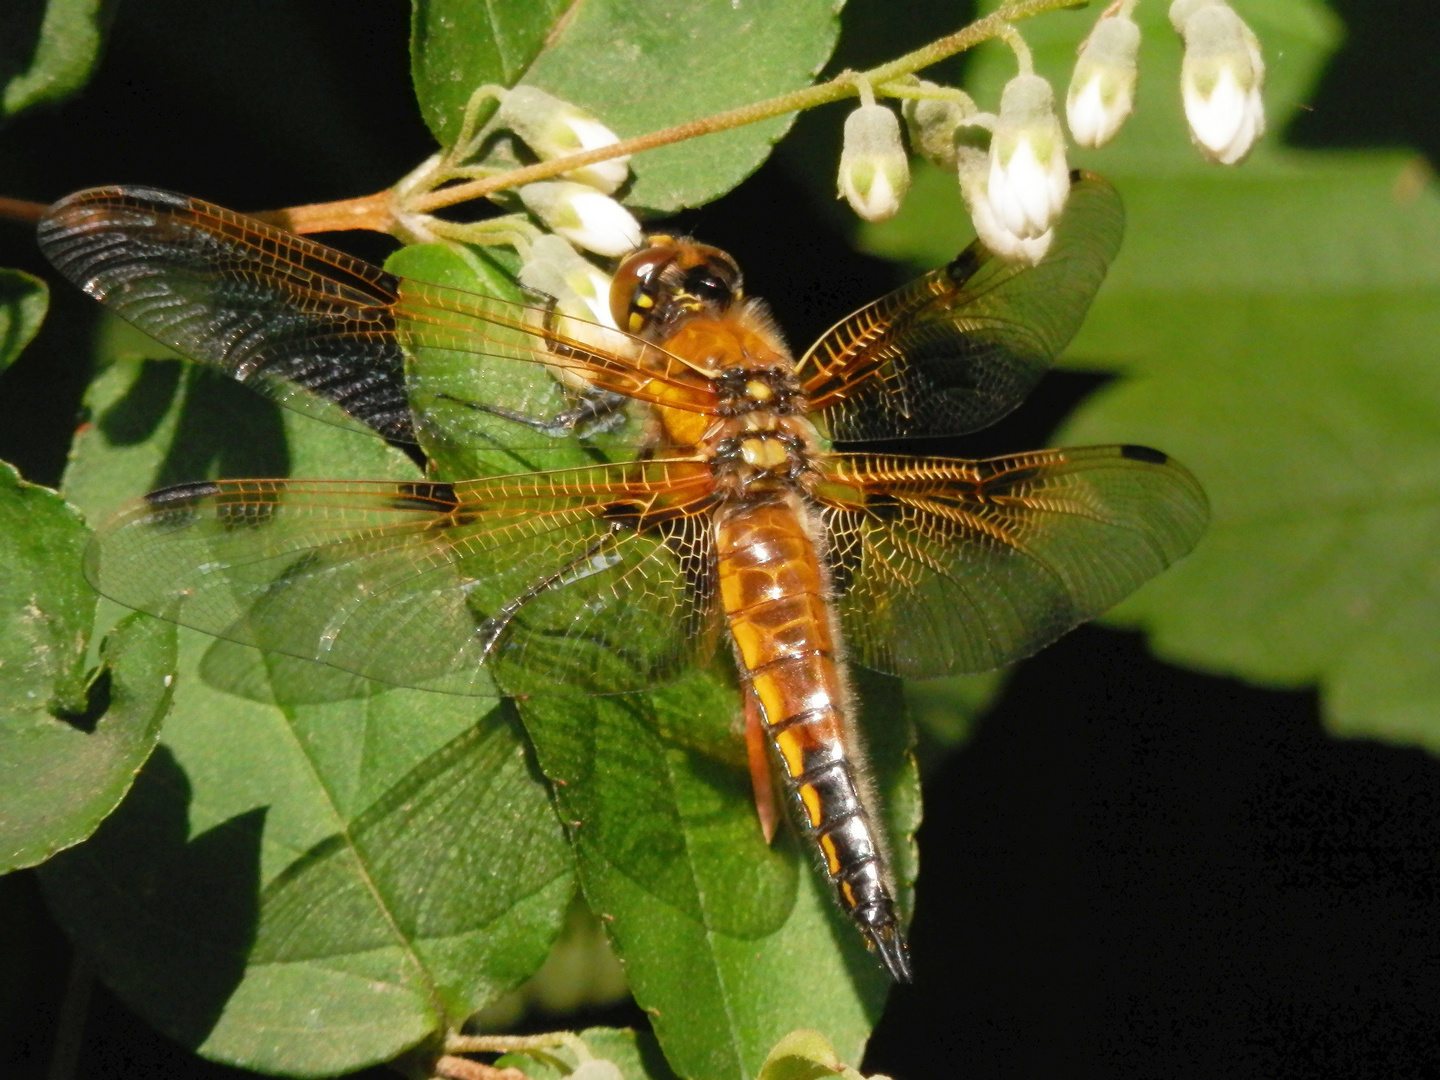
[795,173,1124,442]
[37,187,718,448]
[86,456,723,697]
[813,445,1207,677]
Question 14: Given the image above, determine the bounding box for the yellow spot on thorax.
[740,437,790,470]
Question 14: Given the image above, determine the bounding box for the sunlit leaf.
[409,0,844,213]
[861,1,1440,751]
[1,0,110,119]
[519,668,916,1080]
[757,1029,867,1080]
[0,460,174,873]
[495,1026,680,1080]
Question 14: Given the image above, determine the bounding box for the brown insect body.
[622,247,907,977]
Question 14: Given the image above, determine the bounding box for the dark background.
[3,1,1439,1078]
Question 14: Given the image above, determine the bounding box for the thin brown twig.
[408,0,1079,214]
[251,189,397,235]
[0,196,48,225]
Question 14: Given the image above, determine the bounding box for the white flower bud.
[956,146,1054,265]
[1066,14,1141,148]
[518,235,628,387]
[1171,0,1265,164]
[518,181,642,258]
[902,81,968,171]
[496,85,630,193]
[837,103,910,223]
[987,74,1069,241]
[519,234,617,328]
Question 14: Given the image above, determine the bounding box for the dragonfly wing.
[37,187,719,451]
[39,186,417,442]
[814,446,1208,678]
[87,460,723,697]
[797,173,1124,441]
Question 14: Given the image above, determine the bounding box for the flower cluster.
[491,86,642,259]
[830,0,1265,264]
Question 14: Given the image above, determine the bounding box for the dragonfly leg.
[475,529,621,659]
[438,390,629,439]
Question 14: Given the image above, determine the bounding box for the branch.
[243,0,1084,234]
[0,196,48,226]
[409,0,1081,214]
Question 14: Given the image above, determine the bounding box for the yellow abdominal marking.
[745,379,773,401]
[799,782,824,827]
[773,728,806,776]
[740,436,790,470]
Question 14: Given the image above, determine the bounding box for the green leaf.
[46,337,574,1076]
[384,240,646,480]
[0,269,47,374]
[1,611,175,873]
[861,3,1440,751]
[409,0,844,213]
[410,0,572,140]
[518,668,917,1080]
[0,461,90,713]
[0,459,174,872]
[520,0,843,213]
[1,0,111,119]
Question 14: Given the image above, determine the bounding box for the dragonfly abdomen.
[715,495,911,982]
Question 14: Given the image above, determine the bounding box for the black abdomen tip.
[856,904,912,983]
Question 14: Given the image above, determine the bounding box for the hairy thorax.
[652,304,823,503]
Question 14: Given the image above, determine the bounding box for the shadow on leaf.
[155,366,290,489]
[37,744,263,1049]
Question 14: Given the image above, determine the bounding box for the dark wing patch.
[39,187,416,442]
[796,174,1124,442]
[38,187,722,455]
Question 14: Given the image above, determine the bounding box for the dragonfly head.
[611,234,743,339]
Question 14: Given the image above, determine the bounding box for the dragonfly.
[38,173,1206,983]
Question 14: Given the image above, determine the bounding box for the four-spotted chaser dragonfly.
[38,173,1206,982]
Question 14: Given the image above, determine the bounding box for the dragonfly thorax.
[714,366,804,417]
[705,410,820,499]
